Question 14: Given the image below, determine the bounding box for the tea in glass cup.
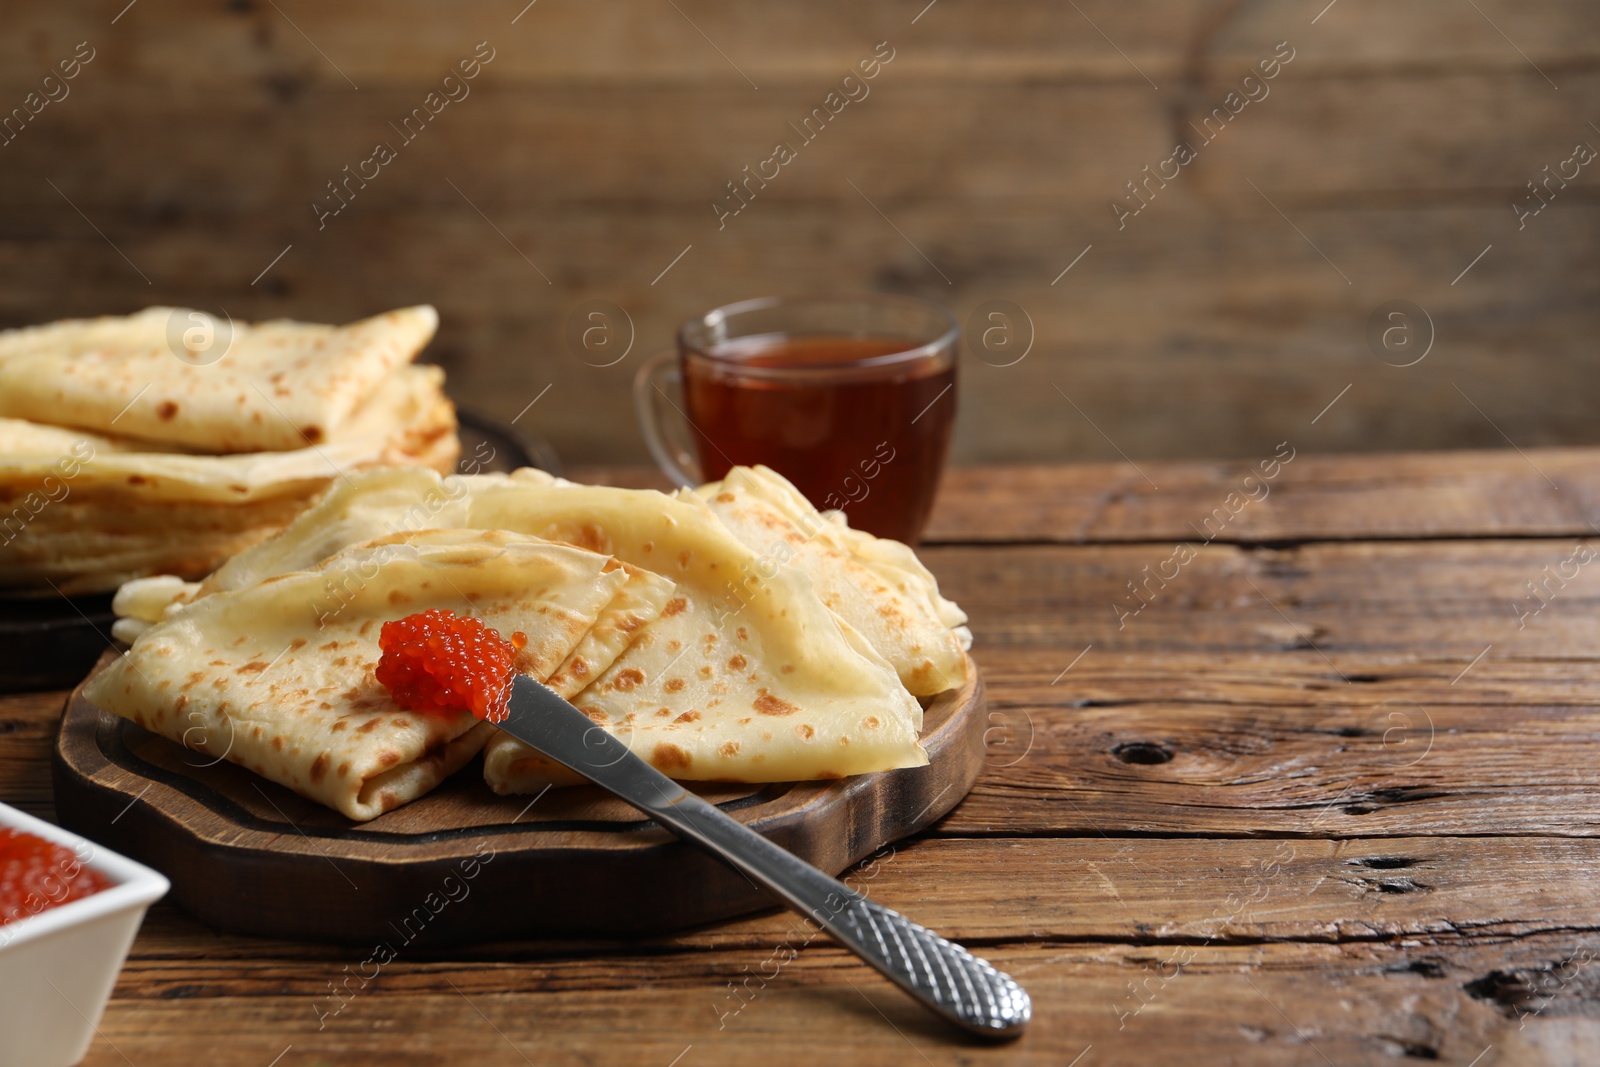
[635,293,958,544]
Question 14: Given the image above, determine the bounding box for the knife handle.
[659,791,1031,1038]
[504,677,1031,1038]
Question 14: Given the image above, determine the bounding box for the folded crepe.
[684,465,968,696]
[0,364,457,595]
[0,305,439,453]
[466,478,929,789]
[105,464,486,640]
[109,465,933,790]
[84,528,654,820]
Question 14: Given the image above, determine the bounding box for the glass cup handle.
[633,351,701,488]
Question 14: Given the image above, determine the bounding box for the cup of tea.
[633,293,958,545]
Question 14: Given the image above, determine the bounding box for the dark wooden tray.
[53,654,984,946]
[0,591,117,693]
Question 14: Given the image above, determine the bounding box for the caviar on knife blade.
[375,608,527,724]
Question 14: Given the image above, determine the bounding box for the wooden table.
[6,449,1600,1065]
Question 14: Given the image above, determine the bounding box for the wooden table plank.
[9,0,1595,89]
[944,686,1600,839]
[575,449,1600,545]
[931,539,1600,657]
[111,835,1600,954]
[71,830,1600,1063]
[79,934,1600,1067]
[925,448,1600,544]
[13,77,1600,213]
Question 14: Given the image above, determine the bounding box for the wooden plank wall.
[0,1,1595,466]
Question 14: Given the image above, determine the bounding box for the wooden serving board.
[52,654,985,946]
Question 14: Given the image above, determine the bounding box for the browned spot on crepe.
[653,741,692,770]
[754,689,799,717]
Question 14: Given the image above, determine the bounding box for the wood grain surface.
[1,0,1596,467]
[5,451,1600,1064]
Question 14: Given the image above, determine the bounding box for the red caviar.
[0,827,112,927]
[375,608,525,723]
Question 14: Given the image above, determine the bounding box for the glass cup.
[634,293,958,544]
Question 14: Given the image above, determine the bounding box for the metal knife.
[498,674,1033,1039]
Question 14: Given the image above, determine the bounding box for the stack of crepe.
[89,465,971,821]
[0,306,457,595]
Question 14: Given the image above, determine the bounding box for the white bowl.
[0,801,168,1067]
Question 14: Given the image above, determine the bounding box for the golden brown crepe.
[0,317,458,595]
[685,465,968,696]
[0,305,439,452]
[85,528,655,820]
[466,477,929,789]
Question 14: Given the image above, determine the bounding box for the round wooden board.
[52,654,985,946]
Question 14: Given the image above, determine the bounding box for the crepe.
[0,305,439,453]
[0,362,455,495]
[194,464,490,599]
[107,465,931,789]
[483,562,678,788]
[84,528,650,820]
[685,465,967,696]
[0,365,458,595]
[543,563,677,699]
[463,477,932,787]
